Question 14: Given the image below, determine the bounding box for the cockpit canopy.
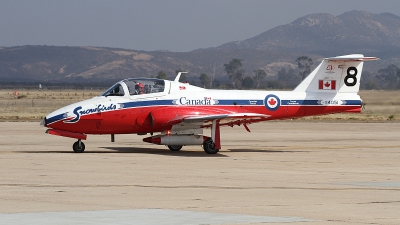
[101,78,166,97]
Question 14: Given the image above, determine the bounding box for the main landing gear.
[73,139,85,153]
[202,138,219,154]
[166,138,220,154]
[167,145,183,151]
[163,119,221,154]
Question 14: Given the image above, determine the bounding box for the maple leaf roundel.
[264,94,280,111]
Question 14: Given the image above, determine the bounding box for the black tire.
[202,138,219,154]
[73,141,85,153]
[168,145,182,151]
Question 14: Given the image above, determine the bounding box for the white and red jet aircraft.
[42,54,378,154]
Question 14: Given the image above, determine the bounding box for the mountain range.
[0,10,399,85]
[218,10,400,54]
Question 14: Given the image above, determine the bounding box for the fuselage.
[44,78,361,135]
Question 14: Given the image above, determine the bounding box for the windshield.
[123,78,165,95]
[101,83,125,97]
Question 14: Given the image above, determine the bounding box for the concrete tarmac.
[0,122,399,224]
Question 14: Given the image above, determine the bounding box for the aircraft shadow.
[226,148,310,153]
[16,147,228,157]
[16,147,306,156]
[99,147,228,157]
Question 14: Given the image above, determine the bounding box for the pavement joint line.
[0,209,313,225]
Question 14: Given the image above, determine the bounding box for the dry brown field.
[0,89,399,122]
[0,89,102,121]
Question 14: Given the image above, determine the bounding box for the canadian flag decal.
[319,80,336,90]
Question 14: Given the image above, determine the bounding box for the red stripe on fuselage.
[46,105,360,134]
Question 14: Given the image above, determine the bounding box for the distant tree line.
[361,64,400,90]
[156,56,400,90]
[204,56,314,90]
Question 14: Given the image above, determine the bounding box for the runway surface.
[0,122,399,224]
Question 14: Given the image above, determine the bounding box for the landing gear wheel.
[202,138,219,154]
[168,145,182,151]
[73,140,85,153]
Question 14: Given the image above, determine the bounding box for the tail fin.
[294,54,379,93]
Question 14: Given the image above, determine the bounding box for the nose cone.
[42,96,113,132]
[43,108,68,128]
[42,102,82,128]
[40,112,66,127]
[40,117,47,127]
[41,97,105,130]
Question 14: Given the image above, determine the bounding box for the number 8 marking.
[344,67,357,87]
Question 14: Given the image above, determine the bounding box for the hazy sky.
[1,0,399,52]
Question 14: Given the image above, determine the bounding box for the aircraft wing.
[144,107,270,131]
[182,113,270,128]
[183,112,269,122]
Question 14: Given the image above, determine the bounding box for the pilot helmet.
[135,82,144,91]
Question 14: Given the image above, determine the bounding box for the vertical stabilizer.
[294,54,379,93]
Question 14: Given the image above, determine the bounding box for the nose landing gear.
[73,139,85,153]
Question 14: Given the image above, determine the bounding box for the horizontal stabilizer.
[325,55,379,61]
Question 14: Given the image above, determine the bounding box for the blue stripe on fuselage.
[215,100,264,105]
[119,99,361,109]
[342,100,362,105]
[46,113,65,124]
[281,100,361,106]
[121,100,173,108]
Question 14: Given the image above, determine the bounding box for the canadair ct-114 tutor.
[42,54,378,154]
